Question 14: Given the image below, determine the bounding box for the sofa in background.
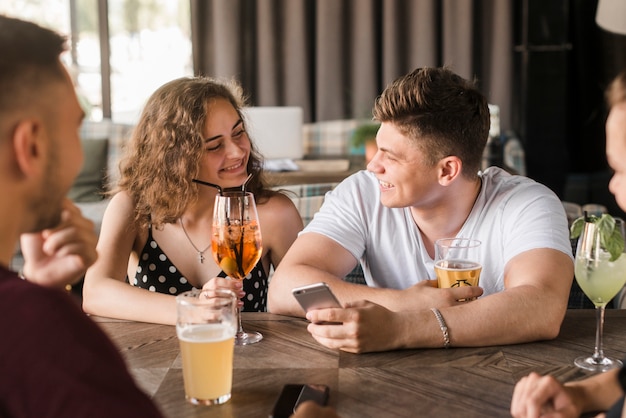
[68,120,134,233]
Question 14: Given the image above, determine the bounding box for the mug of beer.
[176,288,237,405]
[434,238,482,300]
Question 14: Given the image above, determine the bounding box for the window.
[1,0,192,123]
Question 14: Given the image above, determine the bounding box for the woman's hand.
[510,372,581,418]
[202,277,245,308]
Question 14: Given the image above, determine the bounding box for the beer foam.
[177,323,235,343]
[435,259,481,271]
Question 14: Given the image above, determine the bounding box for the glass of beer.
[434,238,482,301]
[176,288,237,405]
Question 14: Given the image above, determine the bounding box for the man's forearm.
[426,286,566,348]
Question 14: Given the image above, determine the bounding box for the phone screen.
[295,384,329,406]
[269,384,329,418]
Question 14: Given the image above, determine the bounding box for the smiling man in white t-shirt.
[269,66,574,354]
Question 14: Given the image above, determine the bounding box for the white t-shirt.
[303,167,573,296]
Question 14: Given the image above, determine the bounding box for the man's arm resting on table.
[269,232,484,318]
[408,248,573,347]
[305,248,573,353]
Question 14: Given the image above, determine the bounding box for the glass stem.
[236,306,244,335]
[592,305,606,363]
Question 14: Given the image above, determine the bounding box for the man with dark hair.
[0,15,162,417]
[269,67,574,353]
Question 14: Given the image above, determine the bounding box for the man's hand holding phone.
[292,283,342,325]
[292,282,403,353]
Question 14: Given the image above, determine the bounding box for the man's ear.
[438,156,462,186]
[12,119,44,177]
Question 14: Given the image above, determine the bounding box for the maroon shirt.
[0,266,163,418]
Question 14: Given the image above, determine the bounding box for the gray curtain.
[190,0,513,128]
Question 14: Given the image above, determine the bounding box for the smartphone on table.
[269,383,330,418]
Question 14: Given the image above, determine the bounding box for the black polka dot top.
[131,227,268,312]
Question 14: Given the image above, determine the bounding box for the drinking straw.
[192,178,222,194]
[193,173,253,195]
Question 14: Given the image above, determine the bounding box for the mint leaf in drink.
[570,217,586,240]
[570,213,624,262]
[597,214,616,245]
[606,221,625,262]
[570,214,600,239]
[595,214,624,261]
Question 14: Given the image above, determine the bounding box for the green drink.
[571,216,626,372]
[575,252,626,307]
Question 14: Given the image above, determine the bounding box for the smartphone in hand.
[269,384,330,418]
[292,282,341,313]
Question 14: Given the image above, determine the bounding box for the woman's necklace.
[179,218,211,264]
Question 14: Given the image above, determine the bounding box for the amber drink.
[212,191,264,345]
[435,259,482,288]
[434,238,482,300]
[212,219,262,280]
[176,289,237,405]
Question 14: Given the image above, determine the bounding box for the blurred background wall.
[4,0,626,214]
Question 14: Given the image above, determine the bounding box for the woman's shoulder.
[107,190,135,208]
[260,190,298,209]
[257,191,303,226]
[102,191,140,230]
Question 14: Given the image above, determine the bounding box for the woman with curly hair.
[82,76,303,324]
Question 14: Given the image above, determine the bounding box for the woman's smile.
[221,159,246,173]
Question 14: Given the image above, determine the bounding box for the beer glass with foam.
[176,288,237,405]
[435,238,482,300]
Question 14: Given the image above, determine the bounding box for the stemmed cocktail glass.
[212,191,263,345]
[573,216,626,371]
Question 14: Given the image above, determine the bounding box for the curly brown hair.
[372,67,489,179]
[116,76,272,228]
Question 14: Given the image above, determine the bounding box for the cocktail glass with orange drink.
[212,191,263,345]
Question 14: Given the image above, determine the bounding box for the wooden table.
[96,310,626,418]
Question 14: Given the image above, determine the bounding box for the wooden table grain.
[96,310,626,418]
